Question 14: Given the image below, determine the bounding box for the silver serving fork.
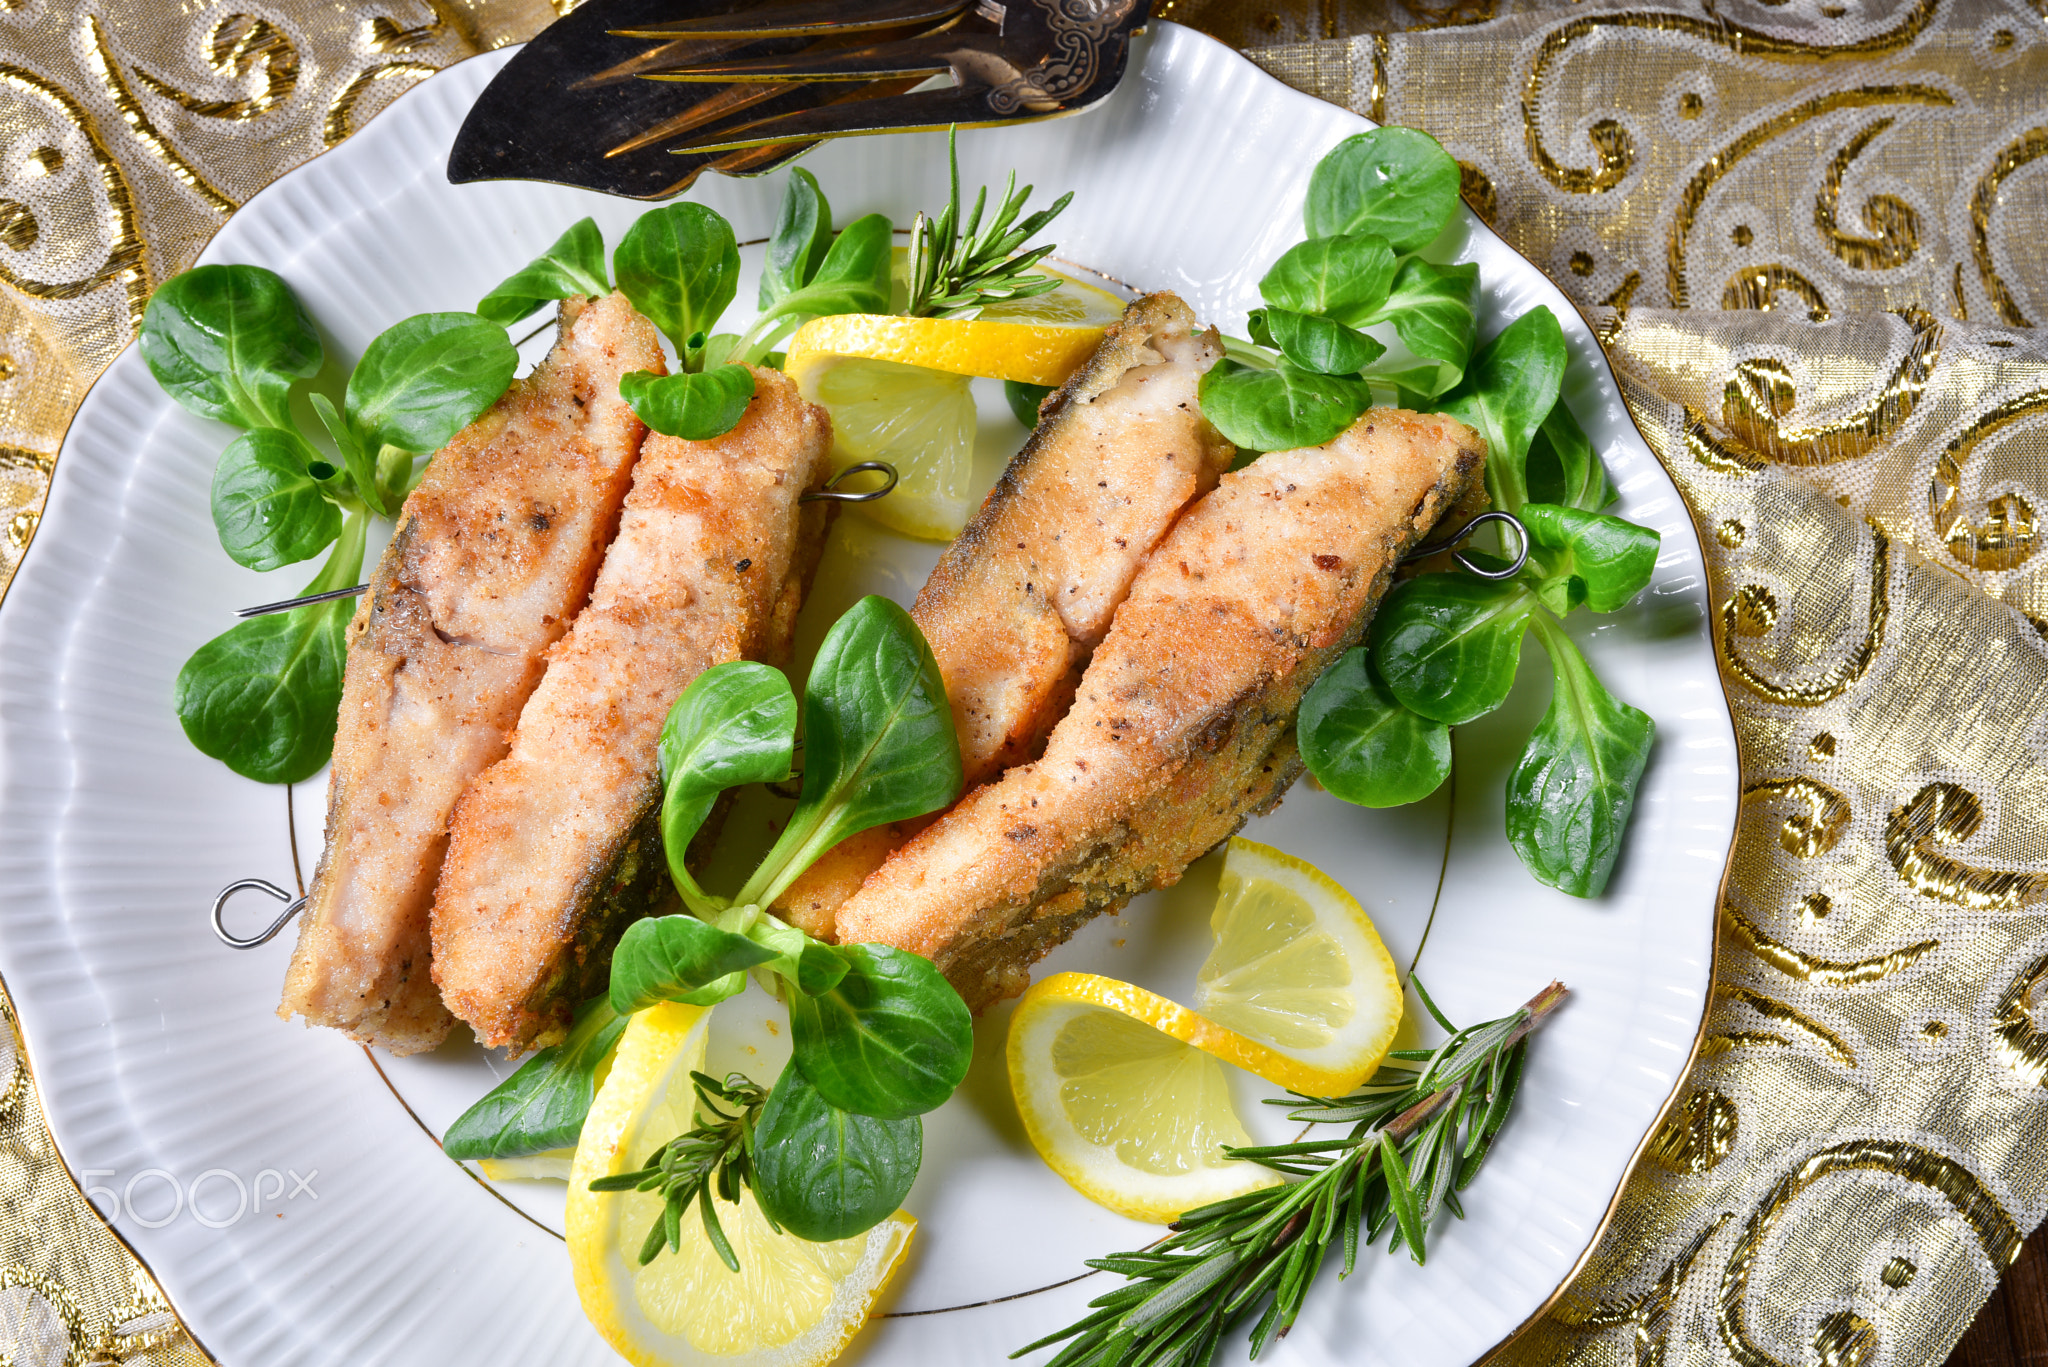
[447,0,1152,198]
[632,0,1154,153]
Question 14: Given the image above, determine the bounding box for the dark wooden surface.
[1948,1225,2048,1367]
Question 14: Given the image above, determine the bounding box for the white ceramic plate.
[0,24,1735,1367]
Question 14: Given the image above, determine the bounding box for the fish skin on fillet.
[834,409,1488,1012]
[432,367,833,1051]
[776,292,1235,941]
[279,292,663,1056]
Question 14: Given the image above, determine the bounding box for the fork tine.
[610,0,974,40]
[607,80,801,155]
[667,85,1001,154]
[612,70,925,157]
[642,35,985,83]
[569,34,754,89]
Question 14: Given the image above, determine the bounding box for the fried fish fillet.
[431,368,833,1050]
[834,409,1486,1010]
[278,293,663,1056]
[776,292,1233,939]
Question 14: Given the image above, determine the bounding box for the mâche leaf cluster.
[477,180,894,444]
[1298,313,1660,898]
[1199,127,1479,452]
[1225,130,1664,899]
[445,595,974,1265]
[140,265,518,783]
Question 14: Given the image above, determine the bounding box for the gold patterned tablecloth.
[0,2,2044,1364]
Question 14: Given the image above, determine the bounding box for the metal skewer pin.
[213,878,307,948]
[1399,509,1529,580]
[802,460,898,504]
[230,462,902,618]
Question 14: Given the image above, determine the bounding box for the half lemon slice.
[1195,837,1403,1096]
[1007,841,1404,1221]
[568,1003,914,1367]
[784,270,1123,542]
[1007,973,1284,1223]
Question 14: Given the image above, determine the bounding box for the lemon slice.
[568,1003,914,1367]
[785,270,1124,388]
[1007,973,1283,1223]
[1195,837,1403,1096]
[805,358,976,541]
[976,272,1127,328]
[479,1149,576,1182]
[784,270,1125,542]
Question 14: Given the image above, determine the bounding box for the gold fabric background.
[0,1,2042,1364]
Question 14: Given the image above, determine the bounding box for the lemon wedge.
[784,270,1124,542]
[568,1003,914,1367]
[1195,837,1403,1096]
[1007,973,1284,1223]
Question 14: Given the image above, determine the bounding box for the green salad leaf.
[619,365,757,441]
[443,997,627,1160]
[1371,574,1537,726]
[609,915,780,1014]
[1438,307,1567,513]
[139,263,322,431]
[756,212,894,335]
[1259,233,1398,323]
[1509,615,1655,896]
[615,202,742,357]
[1257,307,1386,376]
[475,217,611,326]
[1005,379,1054,429]
[786,943,974,1121]
[759,168,836,312]
[210,427,342,571]
[1297,647,1450,807]
[1519,503,1661,613]
[740,595,962,909]
[656,662,797,910]
[1525,399,1618,512]
[1304,127,1462,251]
[752,1066,921,1242]
[1377,258,1479,398]
[173,510,364,784]
[1197,359,1373,453]
[347,312,520,458]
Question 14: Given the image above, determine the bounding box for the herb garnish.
[447,595,973,1263]
[1208,127,1660,897]
[588,1070,770,1271]
[140,264,517,782]
[905,128,1073,319]
[1017,982,1567,1367]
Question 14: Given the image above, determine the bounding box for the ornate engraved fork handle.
[987,0,1144,114]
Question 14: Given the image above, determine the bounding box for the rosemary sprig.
[587,1070,770,1273]
[905,128,1075,319]
[1014,981,1568,1367]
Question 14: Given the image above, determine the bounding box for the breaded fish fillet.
[432,368,833,1050]
[777,293,1233,939]
[835,409,1485,1010]
[279,293,663,1056]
